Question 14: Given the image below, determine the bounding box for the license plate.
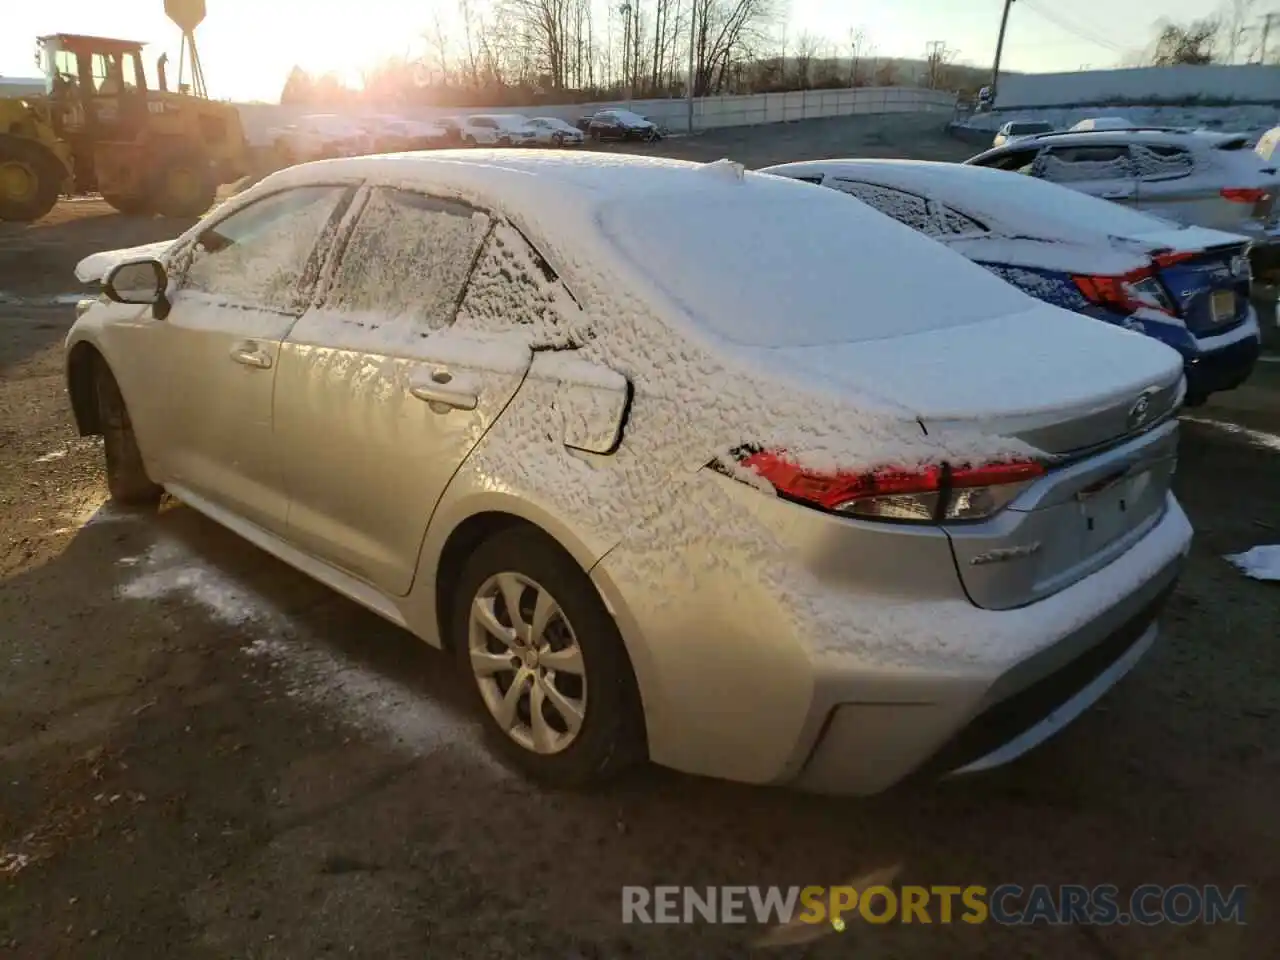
[1211,289,1235,324]
[1079,471,1151,550]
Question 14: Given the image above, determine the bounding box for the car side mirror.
[103,258,171,320]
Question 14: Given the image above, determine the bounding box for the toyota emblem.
[1128,392,1154,429]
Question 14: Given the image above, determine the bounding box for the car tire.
[150,151,216,218]
[103,193,151,216]
[95,360,162,505]
[464,135,477,147]
[0,134,65,223]
[451,526,645,787]
[552,132,564,147]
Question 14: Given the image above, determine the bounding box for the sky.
[0,0,1243,103]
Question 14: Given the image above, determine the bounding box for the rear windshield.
[1009,122,1053,135]
[964,169,1188,237]
[598,188,1033,348]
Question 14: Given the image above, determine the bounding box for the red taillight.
[1072,265,1177,317]
[736,450,1045,523]
[1220,187,1269,204]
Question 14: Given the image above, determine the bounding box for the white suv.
[461,114,538,146]
[966,128,1280,276]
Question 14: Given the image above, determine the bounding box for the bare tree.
[793,31,820,87]
[1149,17,1220,65]
[690,0,774,96]
[1219,0,1257,63]
[847,26,867,85]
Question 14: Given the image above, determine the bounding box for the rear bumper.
[792,548,1182,796]
[1184,333,1260,398]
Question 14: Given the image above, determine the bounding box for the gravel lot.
[1,114,1278,959]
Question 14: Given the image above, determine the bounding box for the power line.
[1020,0,1127,54]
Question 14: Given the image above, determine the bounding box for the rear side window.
[1038,145,1134,182]
[183,185,349,313]
[455,222,582,343]
[935,205,987,236]
[1132,145,1194,181]
[321,187,490,332]
[1008,122,1052,136]
[830,180,933,232]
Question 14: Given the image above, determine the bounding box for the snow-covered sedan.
[67,152,1190,795]
[525,116,585,147]
[964,129,1280,263]
[764,158,1262,405]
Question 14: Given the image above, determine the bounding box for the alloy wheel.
[468,571,587,754]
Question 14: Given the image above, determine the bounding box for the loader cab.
[37,34,151,141]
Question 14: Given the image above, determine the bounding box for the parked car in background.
[992,120,1055,147]
[965,128,1280,281]
[462,114,539,146]
[68,152,1189,795]
[763,158,1261,405]
[273,114,372,163]
[435,116,465,145]
[359,116,449,152]
[1070,116,1136,132]
[579,109,660,141]
[525,116,585,146]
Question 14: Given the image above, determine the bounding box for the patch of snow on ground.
[114,536,504,770]
[1181,416,1280,454]
[118,539,270,627]
[34,449,68,463]
[1226,545,1280,581]
[241,636,507,773]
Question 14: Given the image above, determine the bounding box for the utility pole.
[687,2,697,134]
[990,0,1015,101]
[1261,12,1278,64]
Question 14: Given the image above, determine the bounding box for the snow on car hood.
[759,301,1183,426]
[75,239,179,283]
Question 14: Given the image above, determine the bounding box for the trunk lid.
[767,302,1184,457]
[763,304,1184,611]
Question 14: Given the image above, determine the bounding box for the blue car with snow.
[762,159,1262,406]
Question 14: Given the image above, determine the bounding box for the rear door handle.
[229,341,273,369]
[409,369,477,411]
[1101,190,1133,199]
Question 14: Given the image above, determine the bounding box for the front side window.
[1038,145,1135,183]
[321,187,491,334]
[182,185,349,312]
[830,180,933,233]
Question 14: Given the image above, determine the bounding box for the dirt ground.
[2,117,1279,958]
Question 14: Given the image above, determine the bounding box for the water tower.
[165,0,207,97]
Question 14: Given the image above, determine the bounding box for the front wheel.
[452,527,645,787]
[95,361,162,505]
[0,134,65,222]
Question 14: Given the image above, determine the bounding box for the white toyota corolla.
[67,151,1191,793]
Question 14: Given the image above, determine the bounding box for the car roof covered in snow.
[239,151,1043,349]
[980,127,1249,152]
[760,158,1205,246]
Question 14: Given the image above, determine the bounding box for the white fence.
[996,65,1280,109]
[233,86,956,145]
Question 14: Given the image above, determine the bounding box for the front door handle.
[1101,190,1133,200]
[409,368,477,411]
[229,341,272,369]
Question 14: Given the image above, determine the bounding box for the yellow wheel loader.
[0,29,252,222]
